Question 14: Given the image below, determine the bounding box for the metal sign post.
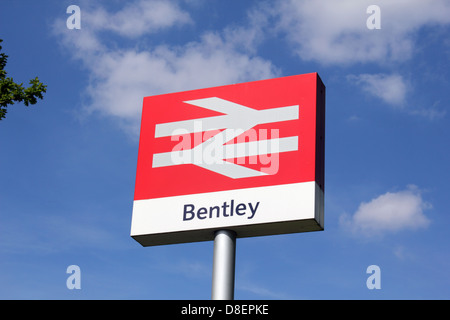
[211,230,236,300]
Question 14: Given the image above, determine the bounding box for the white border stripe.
[131,181,321,238]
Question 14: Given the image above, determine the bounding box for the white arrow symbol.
[152,97,299,179]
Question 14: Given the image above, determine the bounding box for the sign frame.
[131,73,325,247]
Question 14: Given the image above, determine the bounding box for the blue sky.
[1,0,449,299]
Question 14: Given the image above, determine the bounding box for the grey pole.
[211,230,236,300]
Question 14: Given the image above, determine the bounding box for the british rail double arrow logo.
[151,97,299,179]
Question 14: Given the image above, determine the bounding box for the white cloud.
[162,259,211,279]
[347,73,408,106]
[83,0,192,37]
[54,0,278,135]
[408,103,447,120]
[84,36,278,133]
[238,283,289,299]
[253,1,448,118]
[272,0,450,64]
[340,185,431,237]
[347,73,447,118]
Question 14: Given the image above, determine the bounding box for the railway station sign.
[131,73,325,246]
